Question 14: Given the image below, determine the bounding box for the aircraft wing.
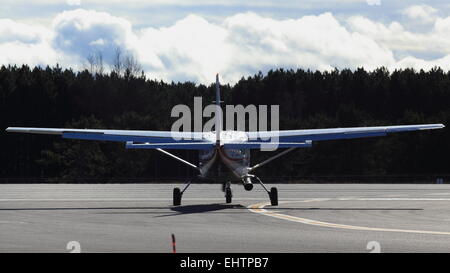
[236,124,445,149]
[6,124,445,150]
[5,127,213,149]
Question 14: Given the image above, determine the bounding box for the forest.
[1,65,449,183]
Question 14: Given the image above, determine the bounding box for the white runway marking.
[248,198,450,236]
[426,193,450,196]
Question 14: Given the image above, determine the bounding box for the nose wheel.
[224,182,232,203]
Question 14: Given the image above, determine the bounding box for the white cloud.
[52,9,136,63]
[347,14,450,55]
[222,12,393,71]
[366,0,381,6]
[347,16,427,51]
[0,19,51,44]
[67,0,81,6]
[0,42,55,67]
[136,12,395,83]
[2,8,450,83]
[137,14,229,82]
[402,5,437,24]
[394,54,450,72]
[0,19,72,68]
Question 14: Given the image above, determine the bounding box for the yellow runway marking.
[248,199,450,236]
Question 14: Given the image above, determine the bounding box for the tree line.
[1,65,449,182]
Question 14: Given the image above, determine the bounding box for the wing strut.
[249,147,298,172]
[156,148,200,171]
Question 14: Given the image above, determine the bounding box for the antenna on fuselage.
[214,73,223,146]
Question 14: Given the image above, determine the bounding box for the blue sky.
[1,0,450,83]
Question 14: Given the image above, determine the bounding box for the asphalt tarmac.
[0,183,450,252]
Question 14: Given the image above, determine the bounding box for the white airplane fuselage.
[198,130,250,182]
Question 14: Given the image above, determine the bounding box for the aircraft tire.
[225,188,232,204]
[270,187,278,206]
[173,187,182,206]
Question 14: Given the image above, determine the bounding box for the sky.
[1,0,450,84]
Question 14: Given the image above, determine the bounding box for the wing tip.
[414,124,444,131]
[427,123,445,130]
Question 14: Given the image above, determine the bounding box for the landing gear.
[173,187,182,206]
[247,175,279,206]
[172,180,193,206]
[269,187,278,206]
[225,188,232,203]
[224,182,232,203]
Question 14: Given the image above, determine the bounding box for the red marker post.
[171,233,176,253]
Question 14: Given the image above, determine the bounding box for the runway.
[1,183,450,252]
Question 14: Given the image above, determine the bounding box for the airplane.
[5,74,445,206]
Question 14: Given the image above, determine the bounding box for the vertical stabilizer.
[215,74,222,145]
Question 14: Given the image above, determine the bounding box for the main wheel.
[225,188,232,204]
[269,187,278,206]
[173,187,182,206]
